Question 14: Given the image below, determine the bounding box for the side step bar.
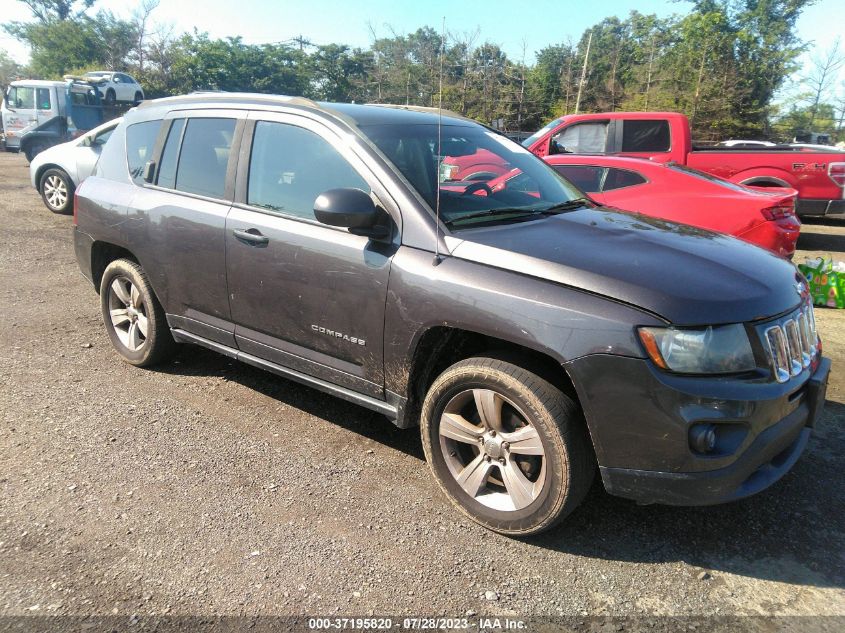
[170,328,398,420]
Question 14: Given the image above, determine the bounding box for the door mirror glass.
[314,188,377,228]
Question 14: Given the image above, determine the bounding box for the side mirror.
[143,160,156,183]
[314,188,387,237]
[81,136,92,147]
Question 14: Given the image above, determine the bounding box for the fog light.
[690,424,717,454]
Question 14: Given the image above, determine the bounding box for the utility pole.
[575,31,592,114]
[292,35,312,52]
[644,34,655,110]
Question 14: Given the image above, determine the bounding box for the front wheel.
[99,259,175,367]
[39,168,74,214]
[421,357,594,536]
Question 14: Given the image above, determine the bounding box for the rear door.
[128,109,245,346]
[225,111,398,397]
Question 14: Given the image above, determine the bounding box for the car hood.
[446,206,803,325]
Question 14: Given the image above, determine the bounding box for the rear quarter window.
[602,167,647,191]
[125,120,162,184]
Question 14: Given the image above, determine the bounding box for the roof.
[10,79,67,88]
[136,92,477,128]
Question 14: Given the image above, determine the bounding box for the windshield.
[521,118,562,148]
[359,123,583,229]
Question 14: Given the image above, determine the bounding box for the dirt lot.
[1,150,844,628]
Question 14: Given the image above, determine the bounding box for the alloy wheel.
[107,277,149,352]
[43,174,68,210]
[439,388,546,511]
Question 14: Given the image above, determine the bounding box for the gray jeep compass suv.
[73,93,831,535]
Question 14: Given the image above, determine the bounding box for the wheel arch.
[733,168,796,189]
[35,163,74,191]
[90,241,139,294]
[400,325,580,427]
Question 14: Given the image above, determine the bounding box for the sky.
[2,0,842,98]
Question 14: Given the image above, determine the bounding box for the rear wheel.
[39,168,74,214]
[134,91,143,103]
[99,259,175,367]
[421,357,594,535]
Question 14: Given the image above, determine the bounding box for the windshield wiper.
[444,208,541,227]
[536,197,594,213]
[444,198,594,228]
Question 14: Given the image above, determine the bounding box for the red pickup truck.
[517,112,845,217]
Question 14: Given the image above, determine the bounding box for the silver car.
[29,118,120,214]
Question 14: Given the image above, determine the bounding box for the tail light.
[761,199,796,221]
[73,190,79,225]
[829,162,845,188]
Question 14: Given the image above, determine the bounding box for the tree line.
[3,0,844,142]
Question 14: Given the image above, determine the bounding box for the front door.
[225,113,397,397]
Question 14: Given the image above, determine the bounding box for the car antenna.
[433,16,446,267]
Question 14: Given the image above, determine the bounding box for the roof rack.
[138,91,321,110]
[366,102,471,122]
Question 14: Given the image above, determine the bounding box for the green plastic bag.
[798,257,845,308]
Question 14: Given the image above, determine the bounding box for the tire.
[99,259,175,367]
[104,89,116,106]
[39,168,75,214]
[24,141,47,163]
[134,91,143,103]
[421,357,594,536]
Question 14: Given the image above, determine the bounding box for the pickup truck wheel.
[39,168,74,214]
[99,259,175,367]
[421,357,594,536]
[24,141,47,162]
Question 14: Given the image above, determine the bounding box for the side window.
[552,165,605,193]
[551,122,608,154]
[10,86,35,109]
[125,120,162,184]
[248,121,369,220]
[621,120,670,152]
[36,88,51,110]
[602,167,647,192]
[174,118,235,199]
[92,126,114,146]
[156,119,185,190]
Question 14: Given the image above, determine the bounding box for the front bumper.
[566,354,830,506]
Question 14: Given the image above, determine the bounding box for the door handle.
[233,228,269,245]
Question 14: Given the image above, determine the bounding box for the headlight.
[638,324,756,374]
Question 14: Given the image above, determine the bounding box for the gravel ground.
[1,151,844,629]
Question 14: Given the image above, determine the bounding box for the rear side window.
[247,121,369,220]
[36,88,51,110]
[125,120,161,184]
[156,119,185,190]
[552,165,605,193]
[174,118,235,199]
[551,122,608,154]
[602,167,647,191]
[621,120,670,152]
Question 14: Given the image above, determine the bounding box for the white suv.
[84,72,144,104]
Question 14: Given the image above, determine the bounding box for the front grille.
[763,299,819,383]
